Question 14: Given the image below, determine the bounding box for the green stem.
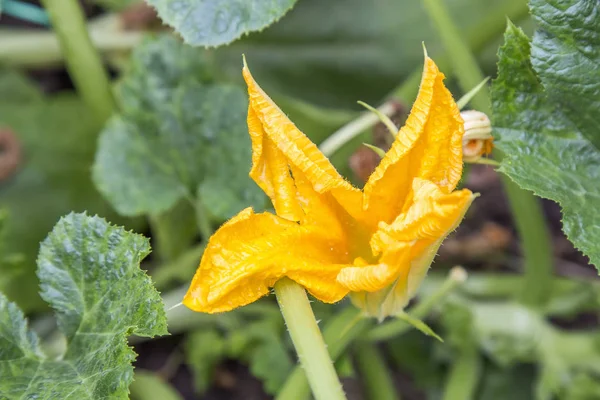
[274,278,347,400]
[420,0,554,309]
[277,307,371,400]
[367,267,466,342]
[354,342,399,400]
[504,180,554,307]
[0,23,143,68]
[40,0,115,123]
[442,341,481,400]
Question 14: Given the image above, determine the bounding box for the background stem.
[421,0,554,309]
[442,341,481,400]
[40,0,115,123]
[274,278,347,400]
[354,342,399,400]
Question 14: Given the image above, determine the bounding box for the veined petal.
[337,243,413,320]
[336,243,412,292]
[371,178,474,302]
[183,208,351,313]
[371,179,474,254]
[363,57,464,224]
[247,105,304,221]
[242,60,363,220]
[339,179,474,319]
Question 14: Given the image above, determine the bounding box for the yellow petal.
[363,57,464,224]
[371,179,474,300]
[242,60,363,221]
[183,208,351,313]
[337,244,413,320]
[247,103,304,221]
[336,244,412,292]
[339,179,474,319]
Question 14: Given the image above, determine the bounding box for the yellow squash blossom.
[184,56,475,319]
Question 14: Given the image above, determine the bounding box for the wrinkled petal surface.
[363,57,465,224]
[243,60,364,222]
[183,208,351,313]
[337,179,474,318]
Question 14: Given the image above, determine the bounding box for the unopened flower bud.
[461,110,493,162]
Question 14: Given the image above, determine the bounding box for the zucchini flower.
[184,56,475,320]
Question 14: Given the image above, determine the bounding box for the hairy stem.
[277,307,370,400]
[40,0,115,123]
[421,0,554,309]
[274,278,347,400]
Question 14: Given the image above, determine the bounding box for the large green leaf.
[491,9,600,268]
[0,213,167,399]
[529,0,600,150]
[146,0,297,47]
[93,35,265,221]
[0,72,138,312]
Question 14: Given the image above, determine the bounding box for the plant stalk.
[354,342,399,400]
[40,0,115,123]
[442,341,481,400]
[277,306,370,400]
[274,278,347,400]
[420,0,554,309]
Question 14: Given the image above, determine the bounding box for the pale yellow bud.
[461,110,493,162]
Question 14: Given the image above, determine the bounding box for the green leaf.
[491,15,600,269]
[248,332,293,394]
[529,0,600,150]
[185,329,228,393]
[93,35,265,221]
[0,71,140,312]
[478,364,535,400]
[0,213,167,399]
[146,0,297,47]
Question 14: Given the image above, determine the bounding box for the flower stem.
[40,0,115,123]
[277,306,370,400]
[274,278,347,400]
[421,0,554,309]
[354,342,400,400]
